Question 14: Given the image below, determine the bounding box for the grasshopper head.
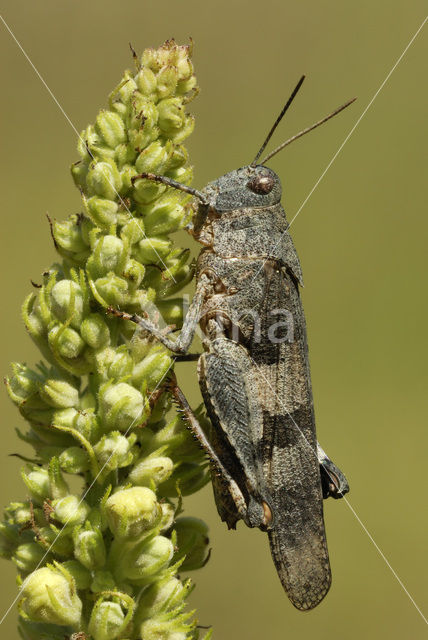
[202,165,282,213]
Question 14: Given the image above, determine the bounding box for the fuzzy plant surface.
[2,40,212,640]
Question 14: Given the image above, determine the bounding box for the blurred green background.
[0,1,427,638]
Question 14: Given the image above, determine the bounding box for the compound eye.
[247,174,275,195]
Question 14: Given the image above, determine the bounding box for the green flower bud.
[159,502,175,533]
[123,258,145,289]
[59,446,90,474]
[132,175,165,205]
[94,432,134,477]
[139,617,189,640]
[51,214,89,263]
[105,487,161,540]
[12,542,46,573]
[156,66,179,99]
[73,524,106,570]
[85,196,119,227]
[150,414,201,461]
[61,559,92,590]
[86,160,122,200]
[95,110,126,148]
[132,348,172,390]
[135,574,188,622]
[135,141,170,174]
[4,502,35,527]
[53,407,101,443]
[129,454,174,488]
[142,197,186,236]
[88,235,126,278]
[99,382,145,431]
[21,467,51,504]
[0,522,19,558]
[120,218,145,245]
[90,570,116,593]
[133,235,171,265]
[174,517,210,571]
[71,160,89,189]
[52,495,90,527]
[136,67,157,96]
[108,349,134,380]
[50,280,84,329]
[157,298,185,327]
[48,325,86,359]
[20,565,82,626]
[157,98,186,134]
[93,274,128,306]
[170,114,195,144]
[159,463,209,497]
[120,535,173,585]
[80,314,110,349]
[37,526,74,558]
[6,363,40,406]
[39,378,79,409]
[88,600,125,640]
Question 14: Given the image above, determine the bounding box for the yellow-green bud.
[21,467,51,504]
[129,455,174,488]
[61,559,92,590]
[133,235,171,264]
[132,175,165,205]
[132,349,172,390]
[108,349,134,380]
[135,574,188,622]
[93,274,127,306]
[81,314,110,349]
[73,524,106,570]
[52,495,90,527]
[6,363,40,406]
[0,522,19,559]
[99,382,145,431]
[120,218,145,245]
[51,214,89,258]
[120,535,173,585]
[139,617,188,640]
[21,565,82,626]
[174,517,210,571]
[143,198,186,236]
[85,196,119,227]
[135,140,169,174]
[93,432,134,476]
[39,378,79,409]
[160,463,209,497]
[59,446,90,474]
[157,66,179,99]
[136,67,157,97]
[12,542,46,573]
[50,280,84,329]
[88,600,125,640]
[105,487,161,540]
[90,570,116,593]
[123,258,145,289]
[88,235,126,277]
[53,407,101,443]
[86,160,122,200]
[157,98,186,134]
[95,110,126,148]
[159,502,175,533]
[157,298,185,327]
[48,325,86,359]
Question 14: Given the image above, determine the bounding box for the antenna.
[260,97,356,164]
[251,75,305,167]
[131,172,208,204]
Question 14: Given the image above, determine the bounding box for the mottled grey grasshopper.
[111,76,353,610]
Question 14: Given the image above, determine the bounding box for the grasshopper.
[111,76,353,610]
